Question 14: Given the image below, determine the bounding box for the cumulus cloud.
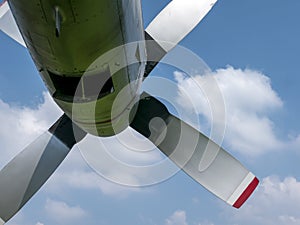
[45,199,87,224]
[46,161,141,198]
[77,132,179,188]
[165,210,188,225]
[0,92,62,165]
[174,66,285,156]
[163,177,300,225]
[164,210,215,225]
[44,134,165,197]
[224,176,300,225]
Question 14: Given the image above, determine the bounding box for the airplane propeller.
[0,0,259,224]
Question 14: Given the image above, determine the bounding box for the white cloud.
[36,223,44,225]
[224,176,300,225]
[163,210,216,225]
[55,141,155,199]
[45,199,87,224]
[175,66,285,156]
[164,177,300,225]
[279,215,300,224]
[46,166,140,198]
[165,210,188,225]
[0,92,62,165]
[0,91,151,204]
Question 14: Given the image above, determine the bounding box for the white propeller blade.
[146,0,218,52]
[0,115,86,224]
[144,0,218,77]
[130,93,259,208]
[0,1,25,47]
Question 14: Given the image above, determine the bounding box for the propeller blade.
[0,1,25,47]
[130,93,259,208]
[144,0,217,77]
[146,0,218,52]
[0,114,86,224]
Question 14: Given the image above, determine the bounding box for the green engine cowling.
[9,0,146,136]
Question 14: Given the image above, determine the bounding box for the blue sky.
[1,1,300,225]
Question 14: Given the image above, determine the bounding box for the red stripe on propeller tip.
[233,177,259,208]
